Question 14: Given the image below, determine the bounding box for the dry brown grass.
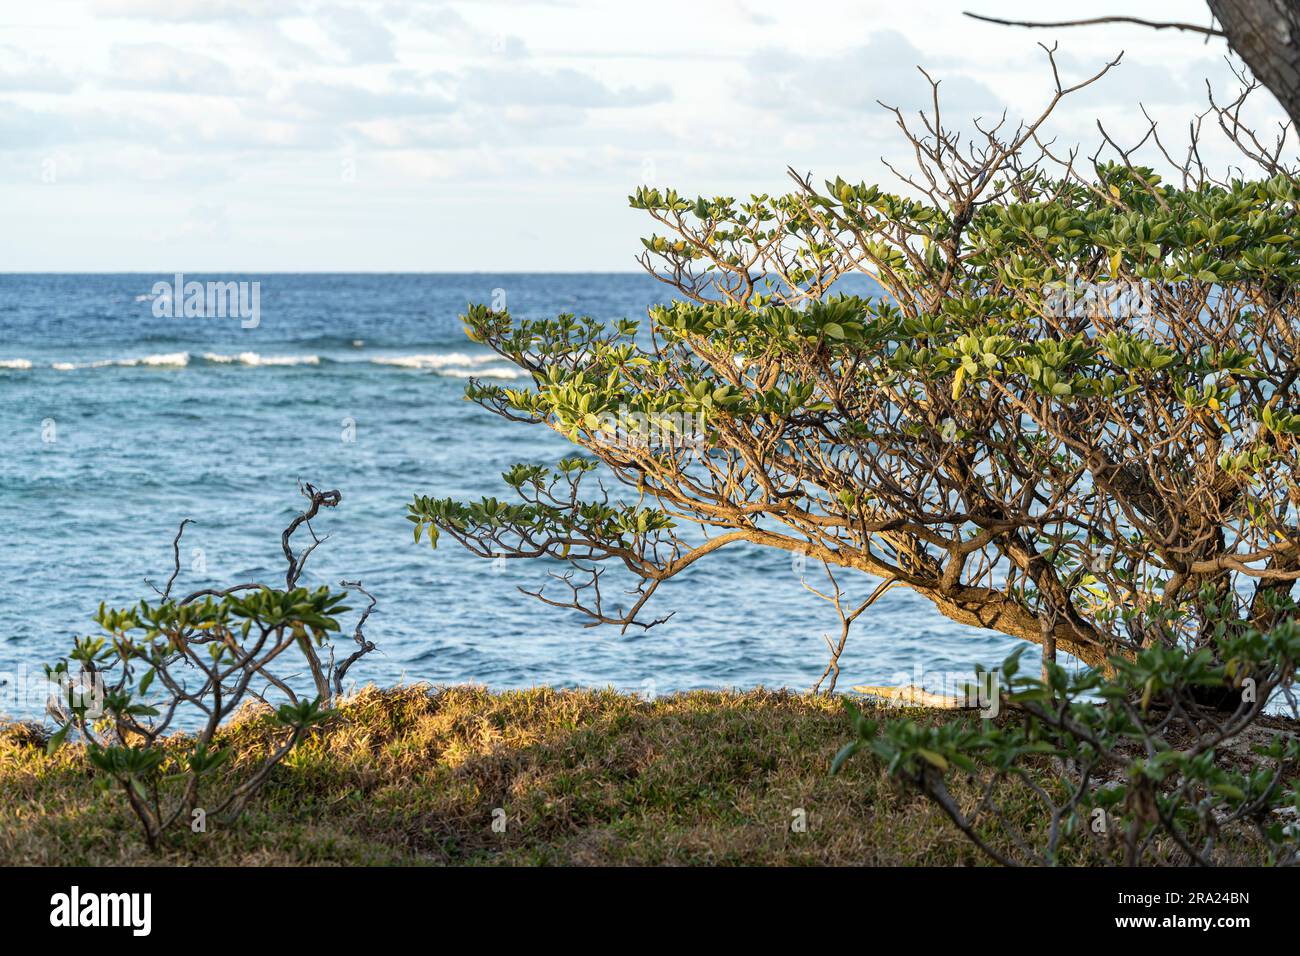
[0,685,1259,866]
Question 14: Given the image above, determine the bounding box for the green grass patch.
[0,685,1248,866]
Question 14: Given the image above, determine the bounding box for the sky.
[0,0,1289,271]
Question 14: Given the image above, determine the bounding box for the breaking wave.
[3,350,527,379]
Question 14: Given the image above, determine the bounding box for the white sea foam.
[46,356,189,369]
[202,352,320,366]
[27,350,517,375]
[52,359,113,371]
[50,353,187,370]
[119,352,190,367]
[438,367,526,379]
[370,352,503,370]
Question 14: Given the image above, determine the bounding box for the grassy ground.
[0,685,1256,866]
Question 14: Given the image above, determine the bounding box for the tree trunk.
[1208,0,1300,126]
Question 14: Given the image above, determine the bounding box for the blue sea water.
[0,273,1031,721]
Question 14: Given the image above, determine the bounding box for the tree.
[968,2,1300,127]
[1209,0,1300,126]
[409,49,1300,691]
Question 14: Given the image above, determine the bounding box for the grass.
[0,685,1269,866]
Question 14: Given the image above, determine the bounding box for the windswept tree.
[968,2,1300,127]
[409,50,1300,692]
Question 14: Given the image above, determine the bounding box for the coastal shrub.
[833,599,1300,866]
[408,49,1300,692]
[44,483,377,848]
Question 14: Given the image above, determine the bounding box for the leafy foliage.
[410,55,1300,688]
[834,602,1300,866]
[45,484,377,848]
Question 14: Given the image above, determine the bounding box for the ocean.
[0,273,1030,721]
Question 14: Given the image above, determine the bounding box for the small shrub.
[44,483,378,848]
[834,601,1300,865]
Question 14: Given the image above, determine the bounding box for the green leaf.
[1212,783,1246,801]
[46,723,70,756]
[830,740,861,775]
[917,748,949,771]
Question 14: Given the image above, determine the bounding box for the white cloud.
[0,0,1289,270]
[458,65,670,109]
[282,80,455,120]
[0,47,78,93]
[318,3,398,63]
[91,0,294,20]
[106,43,246,94]
[747,31,1003,119]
